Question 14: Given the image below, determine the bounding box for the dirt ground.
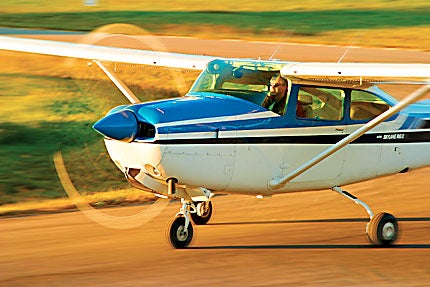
[0,35,429,287]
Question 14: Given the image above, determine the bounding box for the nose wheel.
[169,215,193,249]
[168,199,213,248]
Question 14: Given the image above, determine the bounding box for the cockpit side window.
[350,90,390,120]
[189,59,284,105]
[296,86,345,121]
[194,70,217,91]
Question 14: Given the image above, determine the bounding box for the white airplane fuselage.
[90,59,430,199]
[98,84,430,198]
[104,127,429,197]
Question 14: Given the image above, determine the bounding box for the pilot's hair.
[271,73,287,85]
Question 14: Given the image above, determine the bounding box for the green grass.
[0,59,199,205]
[0,10,429,36]
[0,0,429,13]
[0,74,122,204]
[0,9,429,50]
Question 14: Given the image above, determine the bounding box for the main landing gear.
[168,199,213,249]
[168,184,397,248]
[332,186,398,247]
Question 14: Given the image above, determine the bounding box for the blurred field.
[0,1,429,50]
[1,0,429,13]
[0,188,157,216]
[0,49,199,205]
[0,0,429,208]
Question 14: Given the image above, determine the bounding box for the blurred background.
[1,0,429,212]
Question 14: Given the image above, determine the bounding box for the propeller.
[54,24,192,228]
[54,151,169,229]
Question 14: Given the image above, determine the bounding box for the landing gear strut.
[332,186,398,246]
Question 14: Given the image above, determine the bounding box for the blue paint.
[93,110,139,142]
[130,93,267,124]
[92,86,430,140]
[400,100,430,129]
[404,99,430,115]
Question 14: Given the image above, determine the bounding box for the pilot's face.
[269,78,287,101]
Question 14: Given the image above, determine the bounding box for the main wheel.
[367,212,398,247]
[191,201,212,225]
[168,216,193,249]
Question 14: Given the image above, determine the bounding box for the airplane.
[1,32,429,249]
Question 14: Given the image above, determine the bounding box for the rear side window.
[297,87,345,121]
[350,90,390,120]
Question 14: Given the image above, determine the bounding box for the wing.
[0,35,215,70]
[3,35,429,83]
[0,35,218,104]
[2,34,429,190]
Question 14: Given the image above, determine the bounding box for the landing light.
[144,164,161,177]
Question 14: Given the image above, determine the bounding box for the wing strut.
[93,60,140,104]
[269,83,430,190]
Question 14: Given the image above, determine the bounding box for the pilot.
[262,74,288,116]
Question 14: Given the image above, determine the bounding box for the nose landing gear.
[168,199,213,248]
[168,200,194,249]
[169,214,193,249]
[167,178,213,249]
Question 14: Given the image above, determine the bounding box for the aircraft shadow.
[196,217,430,250]
[189,244,430,250]
[208,217,430,226]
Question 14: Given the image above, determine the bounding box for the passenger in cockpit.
[262,74,288,116]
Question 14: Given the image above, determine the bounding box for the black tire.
[367,212,398,247]
[191,201,212,225]
[169,216,193,249]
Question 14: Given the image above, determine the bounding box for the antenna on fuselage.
[337,31,363,63]
[268,29,295,61]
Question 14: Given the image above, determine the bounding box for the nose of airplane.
[92,110,139,142]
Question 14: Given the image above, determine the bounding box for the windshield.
[190,59,284,105]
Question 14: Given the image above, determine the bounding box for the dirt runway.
[1,167,429,287]
[1,35,429,287]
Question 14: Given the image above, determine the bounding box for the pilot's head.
[269,74,287,102]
